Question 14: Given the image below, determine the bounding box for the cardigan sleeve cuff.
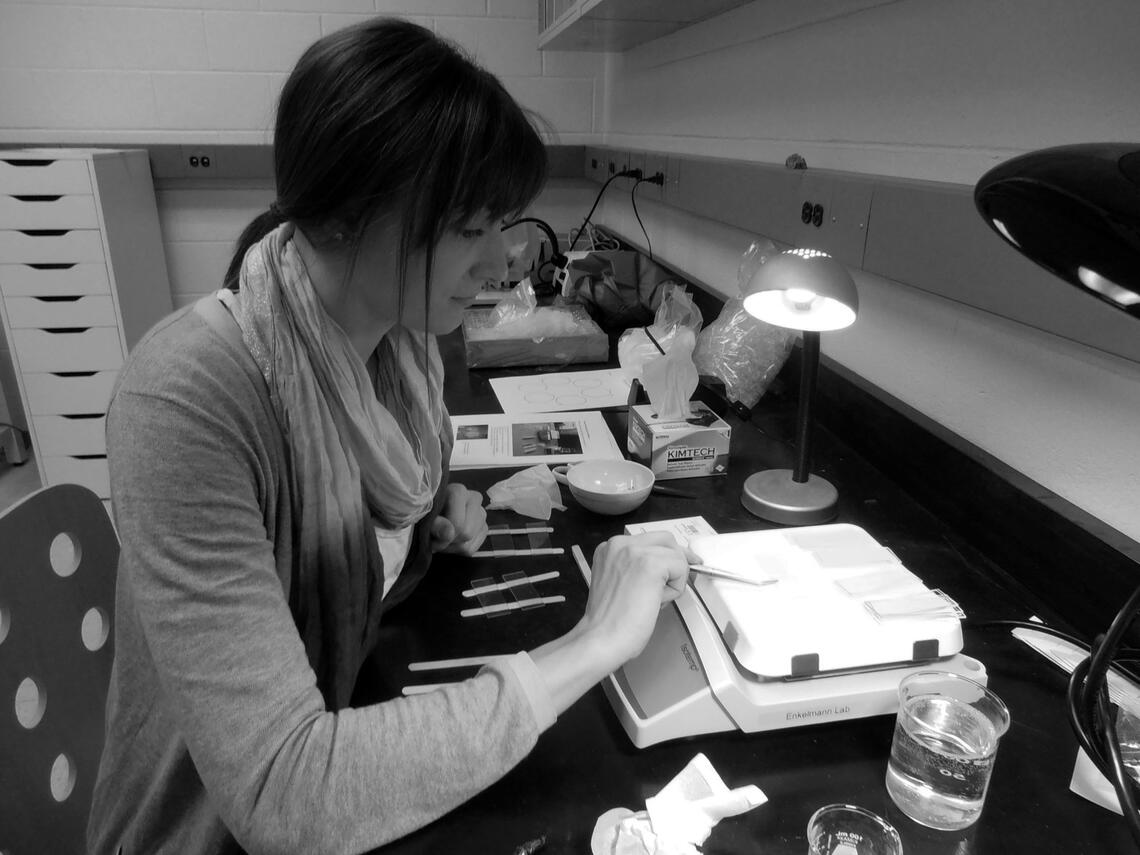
[498,652,557,732]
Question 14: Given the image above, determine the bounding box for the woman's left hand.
[429,483,488,555]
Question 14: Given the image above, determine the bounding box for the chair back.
[0,484,119,855]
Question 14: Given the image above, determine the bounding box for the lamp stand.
[741,331,839,525]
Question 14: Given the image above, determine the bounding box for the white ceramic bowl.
[552,459,655,515]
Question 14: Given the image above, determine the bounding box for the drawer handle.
[42,327,92,334]
[70,454,107,461]
[61,414,104,421]
[51,371,98,378]
[2,159,56,167]
[27,263,77,270]
[33,296,83,303]
[19,229,70,237]
[11,195,63,202]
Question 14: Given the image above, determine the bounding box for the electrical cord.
[501,216,566,289]
[568,169,640,252]
[1060,585,1140,848]
[976,613,1140,846]
[631,179,652,261]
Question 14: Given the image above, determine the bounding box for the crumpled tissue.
[640,342,699,421]
[486,464,566,520]
[590,753,767,855]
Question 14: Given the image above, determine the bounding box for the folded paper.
[590,753,766,855]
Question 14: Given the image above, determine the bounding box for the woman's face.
[351,209,509,336]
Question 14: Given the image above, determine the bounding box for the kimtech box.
[627,401,731,480]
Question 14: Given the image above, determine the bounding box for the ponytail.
[223,206,287,291]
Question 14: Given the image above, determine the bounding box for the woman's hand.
[429,483,488,555]
[528,532,692,714]
[580,532,692,668]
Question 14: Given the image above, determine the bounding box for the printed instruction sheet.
[450,410,624,470]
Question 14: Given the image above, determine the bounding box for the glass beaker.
[885,671,1010,830]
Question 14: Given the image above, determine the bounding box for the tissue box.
[628,401,731,480]
[462,305,608,368]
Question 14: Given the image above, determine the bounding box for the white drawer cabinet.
[5,295,118,329]
[0,149,172,499]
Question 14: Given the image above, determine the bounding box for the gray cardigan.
[87,306,554,855]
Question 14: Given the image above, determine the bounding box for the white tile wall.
[9,0,257,8]
[264,0,372,11]
[0,6,207,70]
[204,12,321,72]
[436,16,541,77]
[0,69,158,130]
[152,73,275,133]
[320,12,432,36]
[0,1,605,145]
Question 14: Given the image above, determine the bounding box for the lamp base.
[740,469,838,526]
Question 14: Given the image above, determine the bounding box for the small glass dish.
[807,804,903,855]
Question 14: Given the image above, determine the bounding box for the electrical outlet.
[663,154,681,205]
[183,146,216,172]
[606,148,630,179]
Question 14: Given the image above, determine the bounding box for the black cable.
[1099,680,1140,849]
[1085,587,1140,732]
[631,178,652,261]
[981,615,1140,845]
[1061,586,1140,848]
[568,169,639,252]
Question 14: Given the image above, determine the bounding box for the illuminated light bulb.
[784,288,818,311]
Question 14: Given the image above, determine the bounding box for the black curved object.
[977,143,1140,849]
[974,142,1140,318]
[501,216,567,271]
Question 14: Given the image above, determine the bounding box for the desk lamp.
[739,248,858,525]
[975,142,1140,845]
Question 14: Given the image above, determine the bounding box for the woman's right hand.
[528,532,692,715]
[578,532,692,670]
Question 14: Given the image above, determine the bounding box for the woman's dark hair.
[222,18,548,302]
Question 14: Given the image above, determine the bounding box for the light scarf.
[225,223,445,708]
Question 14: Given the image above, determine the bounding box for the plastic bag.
[486,464,566,521]
[489,277,539,326]
[503,220,541,284]
[559,249,680,333]
[617,283,704,382]
[692,240,796,410]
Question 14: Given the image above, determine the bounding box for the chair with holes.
[0,484,119,855]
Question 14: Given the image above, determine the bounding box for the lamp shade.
[742,248,859,331]
[974,143,1140,317]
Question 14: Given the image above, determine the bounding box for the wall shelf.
[538,0,751,52]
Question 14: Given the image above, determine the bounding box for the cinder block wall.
[0,0,605,146]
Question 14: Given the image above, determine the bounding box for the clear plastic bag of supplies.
[462,279,608,368]
[488,277,539,326]
[617,283,704,381]
[558,248,680,333]
[691,240,796,410]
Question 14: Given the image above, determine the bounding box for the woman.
[88,18,690,855]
